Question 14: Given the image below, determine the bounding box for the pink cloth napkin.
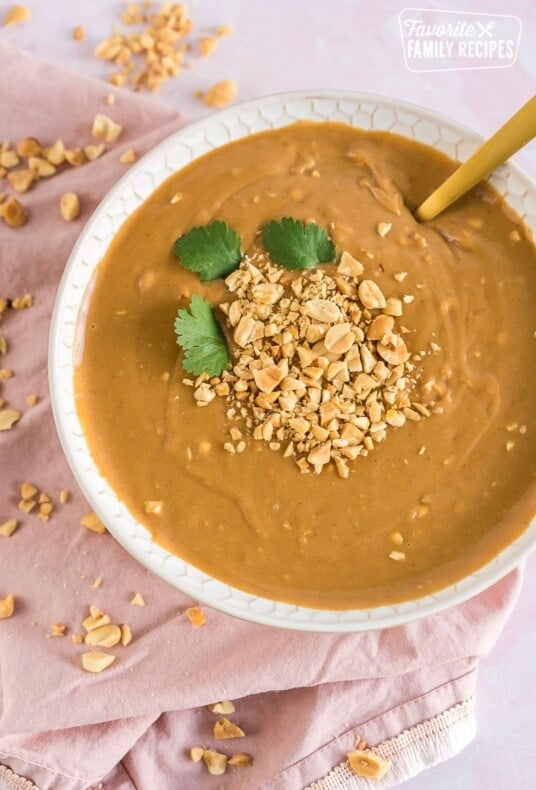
[0,42,523,789]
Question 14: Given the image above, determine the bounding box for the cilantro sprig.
[174,294,230,377]
[174,220,242,282]
[261,217,336,270]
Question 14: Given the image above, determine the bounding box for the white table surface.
[2,1,535,787]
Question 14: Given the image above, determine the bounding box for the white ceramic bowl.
[49,91,536,632]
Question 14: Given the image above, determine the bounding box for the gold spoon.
[415,94,536,222]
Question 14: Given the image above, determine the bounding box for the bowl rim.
[49,89,536,632]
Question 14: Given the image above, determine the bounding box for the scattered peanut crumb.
[213,717,245,739]
[0,196,27,227]
[0,519,18,537]
[82,607,111,632]
[0,594,15,620]
[130,592,145,606]
[3,5,31,27]
[20,482,37,500]
[347,750,390,780]
[0,149,19,168]
[84,624,121,647]
[208,700,236,714]
[190,747,204,763]
[7,168,35,193]
[95,2,195,92]
[16,136,42,158]
[377,221,392,238]
[120,148,136,164]
[186,606,205,627]
[49,622,67,637]
[199,36,218,57]
[28,155,56,176]
[92,576,103,589]
[84,144,105,161]
[216,25,234,37]
[18,499,36,514]
[38,501,53,521]
[143,500,162,515]
[120,623,132,646]
[72,633,84,644]
[0,410,21,431]
[59,489,69,504]
[0,336,6,355]
[80,512,106,534]
[228,753,252,767]
[201,80,237,108]
[11,294,33,309]
[0,368,13,379]
[82,650,116,673]
[73,25,85,41]
[92,114,122,143]
[202,749,228,776]
[60,192,80,222]
[106,93,116,106]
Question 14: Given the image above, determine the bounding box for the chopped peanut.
[208,700,236,714]
[0,410,21,430]
[7,168,35,193]
[347,750,390,780]
[84,144,105,161]
[120,623,132,646]
[3,5,31,27]
[0,197,27,227]
[201,80,237,108]
[228,754,252,767]
[80,512,106,534]
[60,192,80,222]
[199,36,218,57]
[186,606,205,626]
[130,592,145,606]
[0,519,18,537]
[213,717,245,739]
[92,113,122,143]
[0,594,15,620]
[16,137,41,157]
[82,651,116,673]
[119,148,136,164]
[202,749,228,776]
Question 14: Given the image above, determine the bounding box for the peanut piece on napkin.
[347,750,390,780]
[0,595,15,620]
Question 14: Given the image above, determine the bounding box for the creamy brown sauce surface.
[75,122,536,609]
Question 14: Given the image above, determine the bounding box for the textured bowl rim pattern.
[49,90,536,632]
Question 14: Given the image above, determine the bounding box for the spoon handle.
[416,94,536,222]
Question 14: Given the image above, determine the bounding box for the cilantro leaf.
[261,217,336,270]
[174,294,230,377]
[174,220,242,282]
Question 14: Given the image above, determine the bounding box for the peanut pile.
[191,250,431,477]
